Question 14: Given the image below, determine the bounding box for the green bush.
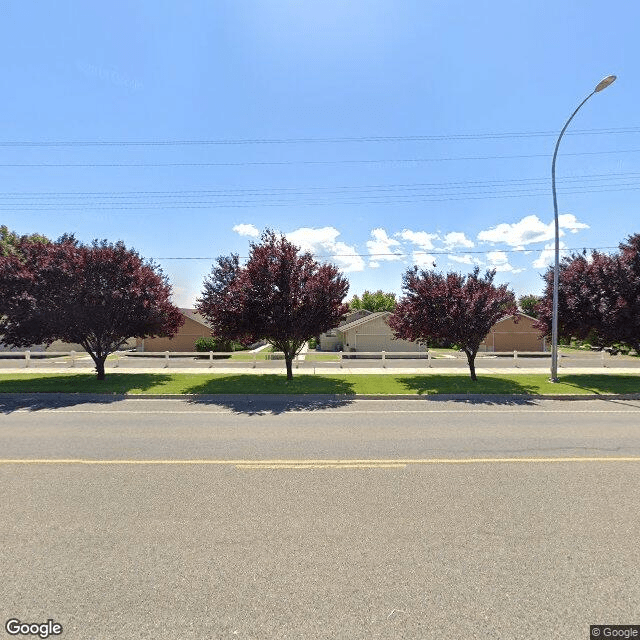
[308,337,318,349]
[194,337,246,352]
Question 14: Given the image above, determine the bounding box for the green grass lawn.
[0,372,638,395]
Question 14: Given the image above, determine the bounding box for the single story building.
[479,312,546,352]
[136,308,212,352]
[319,311,423,353]
[319,309,373,351]
[318,310,546,353]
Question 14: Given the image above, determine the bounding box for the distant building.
[479,313,545,352]
[136,308,212,352]
[319,311,423,353]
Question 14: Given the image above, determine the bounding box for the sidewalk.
[2,365,639,375]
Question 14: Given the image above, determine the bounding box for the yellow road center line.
[236,463,407,470]
[2,456,640,466]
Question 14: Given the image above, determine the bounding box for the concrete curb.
[2,392,640,402]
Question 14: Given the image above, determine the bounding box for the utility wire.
[0,171,637,199]
[3,184,639,211]
[1,147,639,168]
[1,126,640,146]
[152,246,621,260]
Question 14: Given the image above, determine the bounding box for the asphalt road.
[2,396,640,639]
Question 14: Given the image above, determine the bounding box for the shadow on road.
[0,374,175,413]
[0,392,128,413]
[185,394,356,415]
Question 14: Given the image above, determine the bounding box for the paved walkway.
[2,365,639,375]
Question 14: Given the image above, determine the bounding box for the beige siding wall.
[136,316,212,352]
[343,316,422,352]
[46,338,137,353]
[479,315,545,352]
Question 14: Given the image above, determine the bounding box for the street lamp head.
[594,75,617,92]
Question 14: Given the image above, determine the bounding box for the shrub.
[308,337,317,349]
[194,336,244,352]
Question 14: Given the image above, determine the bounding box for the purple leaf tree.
[197,229,349,380]
[0,236,184,379]
[389,266,517,380]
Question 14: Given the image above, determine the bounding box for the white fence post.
[428,350,432,368]
[25,350,30,368]
[339,350,343,369]
[513,350,518,368]
[209,351,213,368]
[381,350,386,368]
[165,351,170,368]
[70,351,76,368]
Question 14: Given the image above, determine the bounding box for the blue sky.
[1,0,638,306]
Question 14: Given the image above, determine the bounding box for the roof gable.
[337,311,392,332]
[179,308,212,329]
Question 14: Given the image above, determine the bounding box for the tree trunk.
[285,355,293,381]
[92,355,107,380]
[465,349,477,381]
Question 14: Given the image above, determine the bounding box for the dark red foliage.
[0,237,184,379]
[197,229,349,380]
[536,233,640,354]
[389,266,517,380]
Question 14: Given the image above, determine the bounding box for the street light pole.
[550,75,616,382]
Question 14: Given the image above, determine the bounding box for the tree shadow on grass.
[182,375,357,414]
[557,374,640,396]
[0,374,174,413]
[395,375,541,405]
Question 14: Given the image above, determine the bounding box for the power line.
[0,126,639,146]
[152,246,621,260]
[1,147,639,168]
[2,183,639,211]
[0,170,637,199]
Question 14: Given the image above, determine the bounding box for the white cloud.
[558,213,589,233]
[396,229,439,250]
[533,241,568,269]
[486,250,524,274]
[412,252,437,268]
[285,226,365,273]
[478,215,553,246]
[487,250,509,266]
[232,223,260,238]
[477,214,589,247]
[366,228,404,267]
[442,231,474,249]
[448,254,474,265]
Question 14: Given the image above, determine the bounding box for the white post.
[514,350,518,368]
[209,351,213,368]
[339,350,343,369]
[25,350,30,368]
[165,351,170,368]
[428,350,432,368]
[70,351,76,368]
[114,352,120,368]
[381,350,386,368]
